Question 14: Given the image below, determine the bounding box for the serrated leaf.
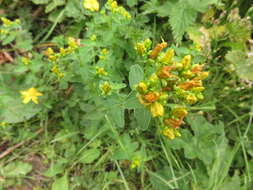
[169,1,197,42]
[129,64,144,90]
[52,174,69,190]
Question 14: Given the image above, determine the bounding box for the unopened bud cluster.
[0,17,21,37]
[44,37,81,78]
[135,39,209,139]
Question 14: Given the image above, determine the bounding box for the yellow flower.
[186,94,197,104]
[136,82,148,93]
[100,81,111,96]
[20,87,43,104]
[1,17,12,26]
[21,57,30,65]
[150,102,164,117]
[90,34,97,41]
[162,127,175,139]
[101,48,108,55]
[162,127,181,140]
[130,158,141,169]
[96,67,108,76]
[172,107,188,118]
[83,0,99,12]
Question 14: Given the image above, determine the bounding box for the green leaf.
[127,0,138,7]
[46,0,65,13]
[124,91,143,109]
[31,0,50,4]
[52,174,69,190]
[44,163,65,177]
[3,161,32,177]
[134,108,151,131]
[225,51,253,81]
[129,64,144,90]
[79,148,101,164]
[0,93,41,123]
[108,105,125,128]
[169,1,197,42]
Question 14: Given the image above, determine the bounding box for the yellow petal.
[23,96,31,104]
[150,102,164,117]
[32,97,39,104]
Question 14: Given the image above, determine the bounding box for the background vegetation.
[0,0,252,189]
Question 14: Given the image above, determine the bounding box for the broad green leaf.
[112,134,139,160]
[108,105,125,128]
[3,161,32,177]
[0,93,41,123]
[127,0,138,7]
[79,148,100,164]
[129,64,144,90]
[225,51,253,81]
[134,108,151,131]
[44,163,64,177]
[124,91,143,109]
[52,174,69,190]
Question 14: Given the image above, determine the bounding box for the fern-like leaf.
[169,1,197,43]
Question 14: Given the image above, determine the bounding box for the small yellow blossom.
[20,87,43,104]
[0,122,7,127]
[1,17,12,26]
[163,127,175,139]
[186,94,197,104]
[130,158,141,169]
[83,0,99,12]
[150,102,164,117]
[137,82,148,93]
[163,127,181,140]
[100,81,111,96]
[51,65,64,78]
[96,67,108,76]
[90,34,97,41]
[172,107,188,118]
[21,57,30,65]
[101,48,108,55]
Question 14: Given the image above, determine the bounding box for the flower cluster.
[106,0,131,19]
[0,17,20,35]
[136,39,209,139]
[44,37,81,78]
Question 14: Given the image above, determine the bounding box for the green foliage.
[0,0,252,189]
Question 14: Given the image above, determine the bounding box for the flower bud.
[197,72,209,80]
[181,55,191,69]
[161,49,174,64]
[150,102,164,117]
[186,94,197,104]
[172,107,188,118]
[137,82,148,93]
[149,42,168,59]
[162,127,175,139]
